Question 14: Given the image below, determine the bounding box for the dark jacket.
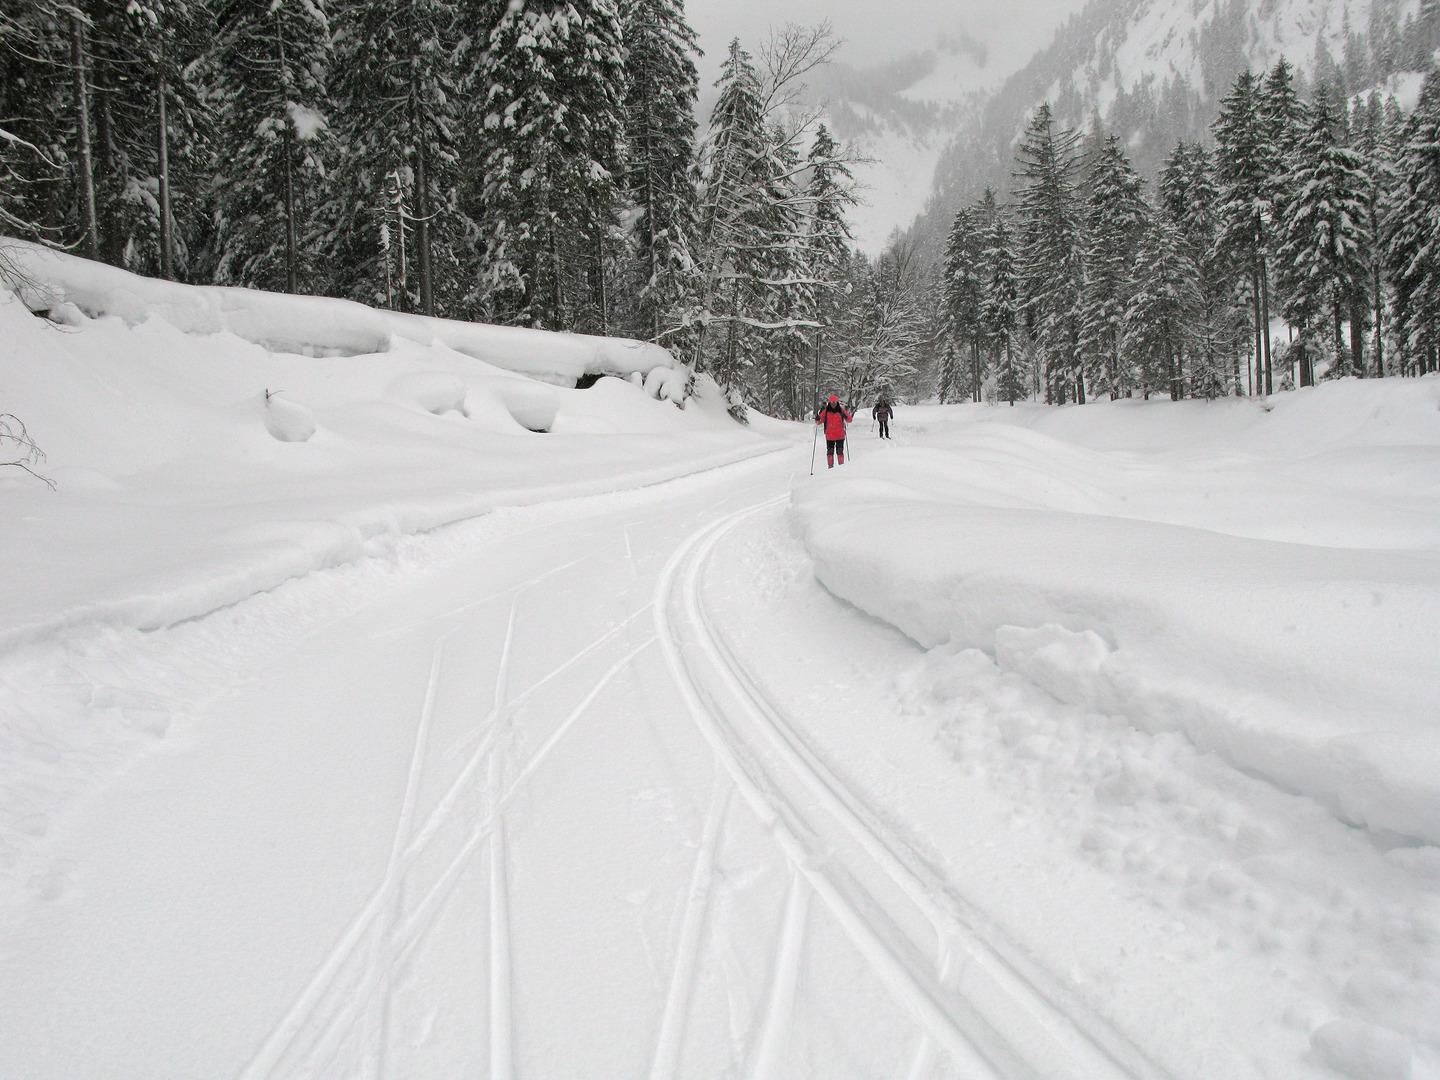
[872,400,894,421]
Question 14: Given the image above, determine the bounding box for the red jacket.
[816,402,852,439]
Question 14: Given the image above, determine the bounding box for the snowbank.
[5,239,675,383]
[0,270,779,653]
[793,380,1440,846]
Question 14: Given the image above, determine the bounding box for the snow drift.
[0,252,782,653]
[5,239,675,385]
[793,382,1440,846]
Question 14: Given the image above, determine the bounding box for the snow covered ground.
[3,264,1439,1079]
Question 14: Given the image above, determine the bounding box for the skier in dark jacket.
[815,394,853,468]
[872,397,894,439]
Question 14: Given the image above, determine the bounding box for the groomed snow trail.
[653,499,1169,1080]
[2,448,1261,1079]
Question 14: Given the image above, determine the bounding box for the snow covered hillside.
[3,255,1439,1079]
[914,0,1433,244]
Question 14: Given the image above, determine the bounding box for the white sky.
[685,0,1089,87]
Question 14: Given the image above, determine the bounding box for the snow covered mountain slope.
[777,14,1073,251]
[913,0,1431,242]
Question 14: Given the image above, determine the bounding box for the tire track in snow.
[657,501,1170,1080]
[647,770,734,1080]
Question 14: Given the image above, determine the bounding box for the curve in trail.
[694,547,1171,1080]
[658,499,1172,1080]
[654,501,1010,1080]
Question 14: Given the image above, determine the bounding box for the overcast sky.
[685,0,1088,86]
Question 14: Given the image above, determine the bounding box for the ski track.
[654,499,1174,1080]
[488,601,517,1080]
[748,870,813,1080]
[373,627,456,1077]
[647,770,735,1080]
[235,599,654,1080]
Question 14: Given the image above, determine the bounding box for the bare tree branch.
[0,412,55,490]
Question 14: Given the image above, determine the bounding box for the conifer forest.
[4,0,1440,415]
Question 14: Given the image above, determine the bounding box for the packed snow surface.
[3,269,1439,1080]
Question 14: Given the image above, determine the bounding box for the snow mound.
[262,392,317,443]
[498,381,559,432]
[1311,1019,1413,1079]
[388,372,470,416]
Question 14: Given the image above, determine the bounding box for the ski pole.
[809,414,820,475]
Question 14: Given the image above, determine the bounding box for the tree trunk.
[1371,262,1385,376]
[69,17,98,260]
[282,124,297,293]
[594,230,609,335]
[1260,256,1274,393]
[157,64,173,280]
[1349,298,1366,377]
[1333,297,1346,377]
[1249,261,1262,395]
[415,124,434,317]
[275,24,297,293]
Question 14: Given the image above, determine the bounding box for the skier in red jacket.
[815,394,853,468]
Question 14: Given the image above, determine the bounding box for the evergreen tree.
[802,123,856,409]
[1123,214,1195,399]
[1261,57,1309,386]
[691,39,769,393]
[1385,71,1440,376]
[1079,135,1148,398]
[0,2,71,250]
[212,0,333,294]
[621,0,701,343]
[85,0,212,279]
[1275,85,1368,386]
[943,203,985,402]
[1215,69,1275,395]
[323,0,466,316]
[1160,142,1236,398]
[1014,104,1086,403]
[1351,93,1393,377]
[979,205,1023,405]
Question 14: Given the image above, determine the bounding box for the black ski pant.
[826,438,846,466]
[878,418,890,439]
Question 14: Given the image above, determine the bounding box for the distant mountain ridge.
[902,0,1436,248]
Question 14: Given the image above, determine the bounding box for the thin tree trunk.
[1349,299,1366,377]
[415,121,433,316]
[1249,262,1262,395]
[69,17,98,260]
[157,64,173,280]
[1333,297,1345,377]
[1371,263,1384,376]
[594,230,609,335]
[282,125,297,293]
[1260,256,1274,393]
[642,96,661,343]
